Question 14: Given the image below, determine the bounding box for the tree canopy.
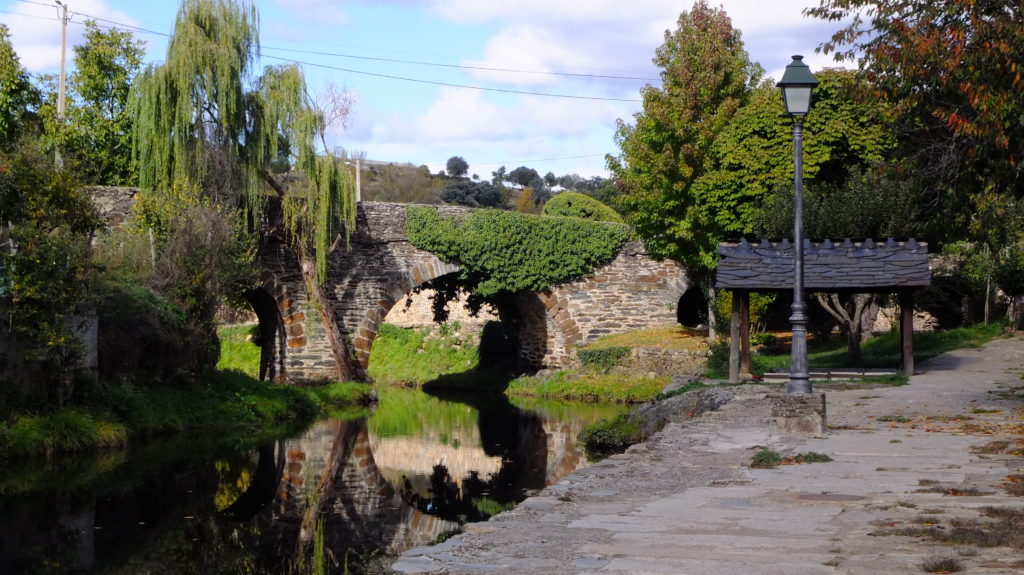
[445,156,469,178]
[130,0,355,284]
[807,0,1024,240]
[0,24,40,152]
[607,1,762,273]
[44,21,145,185]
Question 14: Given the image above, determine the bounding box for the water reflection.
[0,389,625,573]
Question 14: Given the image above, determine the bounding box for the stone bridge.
[253,202,691,382]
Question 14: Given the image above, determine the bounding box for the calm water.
[0,387,625,574]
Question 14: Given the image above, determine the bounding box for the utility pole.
[54,0,69,168]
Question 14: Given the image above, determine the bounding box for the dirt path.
[393,336,1024,574]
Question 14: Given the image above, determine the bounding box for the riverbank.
[393,335,1024,574]
[0,371,374,460]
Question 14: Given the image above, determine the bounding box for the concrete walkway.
[392,335,1024,574]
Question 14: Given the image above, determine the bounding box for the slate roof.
[715,238,931,291]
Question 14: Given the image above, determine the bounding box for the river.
[0,387,626,574]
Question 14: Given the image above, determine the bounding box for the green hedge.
[406,206,629,296]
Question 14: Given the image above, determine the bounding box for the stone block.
[287,336,307,349]
[284,311,306,325]
[768,392,827,436]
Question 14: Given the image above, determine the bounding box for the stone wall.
[540,240,690,366]
[615,346,708,377]
[324,203,468,372]
[88,186,136,231]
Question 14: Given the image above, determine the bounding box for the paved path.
[392,335,1024,574]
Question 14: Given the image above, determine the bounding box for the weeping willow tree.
[131,0,354,285]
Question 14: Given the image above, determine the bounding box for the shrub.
[793,451,833,463]
[750,449,782,468]
[542,192,623,223]
[577,346,630,372]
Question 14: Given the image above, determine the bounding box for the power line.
[13,0,53,8]
[262,54,640,102]
[262,45,657,82]
[2,5,642,103]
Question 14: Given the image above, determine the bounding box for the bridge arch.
[245,273,308,381]
[351,260,461,369]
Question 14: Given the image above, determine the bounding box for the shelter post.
[739,290,751,377]
[900,289,915,376]
[729,291,741,383]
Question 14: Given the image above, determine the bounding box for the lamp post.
[777,55,818,394]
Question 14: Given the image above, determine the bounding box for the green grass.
[217,323,262,376]
[367,323,480,386]
[3,410,130,458]
[750,449,783,468]
[751,322,1008,373]
[0,371,373,459]
[506,371,668,404]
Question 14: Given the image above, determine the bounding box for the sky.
[1,0,851,178]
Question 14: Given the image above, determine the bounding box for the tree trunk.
[815,292,875,365]
[706,282,717,341]
[845,319,863,364]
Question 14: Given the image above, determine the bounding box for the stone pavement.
[392,335,1024,574]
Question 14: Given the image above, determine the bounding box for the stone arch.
[535,291,582,368]
[245,272,306,381]
[351,259,461,369]
[677,286,708,327]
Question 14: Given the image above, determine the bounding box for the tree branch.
[260,169,287,198]
[815,292,848,325]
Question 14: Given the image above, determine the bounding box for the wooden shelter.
[715,238,931,381]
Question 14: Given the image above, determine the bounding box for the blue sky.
[1,0,850,178]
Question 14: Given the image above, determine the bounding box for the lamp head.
[777,55,819,116]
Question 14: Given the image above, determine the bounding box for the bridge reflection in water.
[229,388,625,571]
[0,389,623,574]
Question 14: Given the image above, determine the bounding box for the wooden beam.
[729,291,740,383]
[739,290,751,377]
[900,290,914,376]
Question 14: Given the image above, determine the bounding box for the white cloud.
[342,86,631,177]
[0,0,141,72]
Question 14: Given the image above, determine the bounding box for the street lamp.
[777,55,818,394]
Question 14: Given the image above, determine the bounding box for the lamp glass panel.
[783,86,812,115]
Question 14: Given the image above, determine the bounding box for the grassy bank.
[0,326,374,460]
[368,323,668,403]
[505,371,667,404]
[726,321,1010,377]
[368,323,480,386]
[0,372,372,459]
